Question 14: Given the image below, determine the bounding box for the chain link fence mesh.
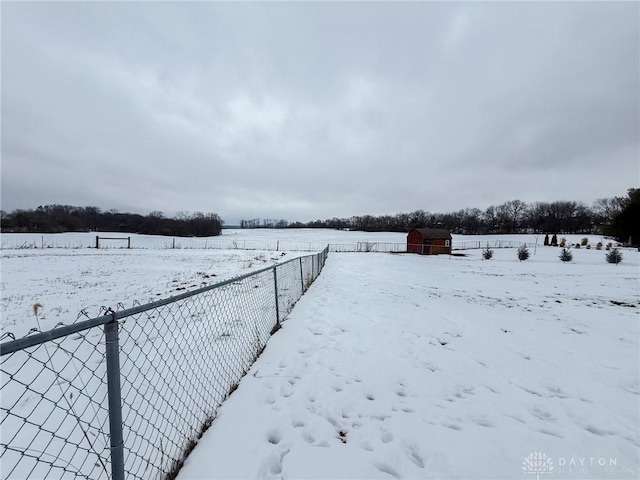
[2,328,111,479]
[1,246,329,480]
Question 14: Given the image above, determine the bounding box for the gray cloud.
[2,1,638,223]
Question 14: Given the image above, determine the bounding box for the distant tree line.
[3,189,637,246]
[239,218,290,229]
[284,190,638,247]
[0,205,223,237]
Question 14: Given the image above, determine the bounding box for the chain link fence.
[1,246,329,480]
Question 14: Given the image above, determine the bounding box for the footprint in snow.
[530,407,555,421]
[474,418,494,428]
[360,441,374,451]
[375,463,400,479]
[302,431,315,444]
[404,444,425,469]
[266,429,282,445]
[381,430,394,443]
[444,423,463,431]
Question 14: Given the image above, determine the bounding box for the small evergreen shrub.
[551,234,558,246]
[517,245,530,261]
[482,244,494,260]
[606,247,623,264]
[574,243,581,249]
[581,237,589,246]
[586,244,591,250]
[544,234,549,246]
[559,247,573,262]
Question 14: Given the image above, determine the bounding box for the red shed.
[407,228,452,255]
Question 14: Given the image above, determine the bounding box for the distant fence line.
[1,246,329,480]
[452,240,538,251]
[1,235,537,252]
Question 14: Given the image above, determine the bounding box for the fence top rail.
[0,312,115,356]
[1,245,329,356]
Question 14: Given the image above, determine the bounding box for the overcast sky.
[2,1,638,224]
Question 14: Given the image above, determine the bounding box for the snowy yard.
[178,247,639,479]
[1,233,638,479]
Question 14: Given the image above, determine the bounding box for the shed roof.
[409,228,452,239]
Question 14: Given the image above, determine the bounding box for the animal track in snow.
[404,444,425,469]
[539,428,564,438]
[360,441,374,451]
[474,418,494,428]
[375,462,400,479]
[585,425,615,436]
[372,413,391,421]
[259,447,290,477]
[530,407,555,422]
[444,423,463,431]
[381,430,394,443]
[503,414,526,424]
[266,429,282,445]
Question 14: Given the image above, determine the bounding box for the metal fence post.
[104,319,125,480]
[299,257,304,292]
[273,267,280,327]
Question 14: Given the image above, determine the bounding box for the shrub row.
[481,244,624,264]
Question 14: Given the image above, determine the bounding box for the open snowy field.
[0,229,409,251]
[0,248,306,338]
[0,229,618,252]
[0,230,621,339]
[177,246,639,480]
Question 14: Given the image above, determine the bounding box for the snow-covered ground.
[1,245,318,479]
[177,246,639,479]
[0,229,408,251]
[1,231,638,479]
[0,229,617,252]
[0,248,305,338]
